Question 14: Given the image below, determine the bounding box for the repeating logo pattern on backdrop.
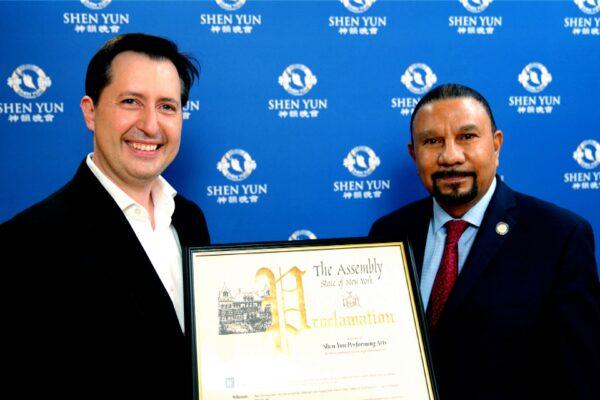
[328,0,387,36]
[563,0,600,36]
[63,0,130,34]
[268,64,328,119]
[564,139,600,190]
[207,149,268,205]
[508,62,561,115]
[200,0,262,35]
[333,146,390,200]
[3,65,64,124]
[391,63,438,116]
[449,0,502,35]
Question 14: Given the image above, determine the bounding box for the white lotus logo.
[518,62,552,93]
[343,146,380,178]
[7,64,52,99]
[278,64,318,96]
[217,149,257,181]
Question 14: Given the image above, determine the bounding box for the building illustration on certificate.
[218,283,272,335]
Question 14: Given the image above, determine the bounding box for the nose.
[137,107,160,136]
[438,139,465,166]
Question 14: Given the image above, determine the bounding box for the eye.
[459,133,477,140]
[159,103,178,113]
[121,98,140,107]
[423,138,440,145]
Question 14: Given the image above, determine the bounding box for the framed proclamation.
[186,240,437,400]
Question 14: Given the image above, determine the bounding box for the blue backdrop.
[1,0,599,268]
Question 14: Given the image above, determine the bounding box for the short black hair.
[410,83,497,141]
[85,33,199,106]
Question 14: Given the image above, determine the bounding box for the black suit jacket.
[370,179,600,400]
[1,161,210,399]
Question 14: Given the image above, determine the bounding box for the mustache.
[431,170,477,181]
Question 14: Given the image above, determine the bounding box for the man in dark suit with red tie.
[369,83,600,399]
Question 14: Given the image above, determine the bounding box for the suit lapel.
[408,199,433,278]
[71,162,183,333]
[442,179,517,319]
[172,197,195,249]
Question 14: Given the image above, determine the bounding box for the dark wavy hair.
[85,33,199,105]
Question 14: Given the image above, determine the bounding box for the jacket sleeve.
[552,218,600,399]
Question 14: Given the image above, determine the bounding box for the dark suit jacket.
[1,161,210,399]
[369,179,600,400]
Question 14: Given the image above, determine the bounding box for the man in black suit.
[1,34,209,399]
[370,83,599,399]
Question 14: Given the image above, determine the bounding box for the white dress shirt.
[86,154,185,332]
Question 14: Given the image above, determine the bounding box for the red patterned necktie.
[427,219,469,328]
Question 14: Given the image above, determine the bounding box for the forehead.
[107,51,181,93]
[413,97,491,132]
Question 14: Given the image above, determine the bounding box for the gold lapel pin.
[496,222,509,236]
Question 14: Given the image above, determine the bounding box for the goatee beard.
[431,170,478,206]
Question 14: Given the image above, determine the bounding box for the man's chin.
[433,185,478,206]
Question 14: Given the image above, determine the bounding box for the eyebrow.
[414,129,436,138]
[458,124,480,132]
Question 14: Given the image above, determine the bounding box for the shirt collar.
[85,153,177,223]
[431,176,497,233]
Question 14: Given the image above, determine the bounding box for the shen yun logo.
[509,62,560,115]
[80,0,112,10]
[460,0,493,13]
[564,139,600,190]
[4,65,64,124]
[216,0,246,11]
[564,1,600,36]
[329,0,386,36]
[7,65,51,99]
[278,64,317,96]
[64,0,129,34]
[208,149,267,205]
[343,146,380,178]
[334,146,390,200]
[201,0,261,34]
[573,140,600,170]
[518,62,552,93]
[341,0,376,14]
[400,63,437,95]
[391,63,438,116]
[269,64,327,119]
[288,230,317,241]
[217,149,256,181]
[574,0,600,15]
[450,0,501,35]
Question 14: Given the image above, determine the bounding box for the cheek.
[415,152,436,175]
[473,149,498,176]
[165,124,182,152]
[99,114,133,143]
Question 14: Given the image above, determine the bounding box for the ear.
[80,96,95,132]
[408,142,416,161]
[493,130,503,166]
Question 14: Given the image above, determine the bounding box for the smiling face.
[81,51,183,195]
[409,97,503,217]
